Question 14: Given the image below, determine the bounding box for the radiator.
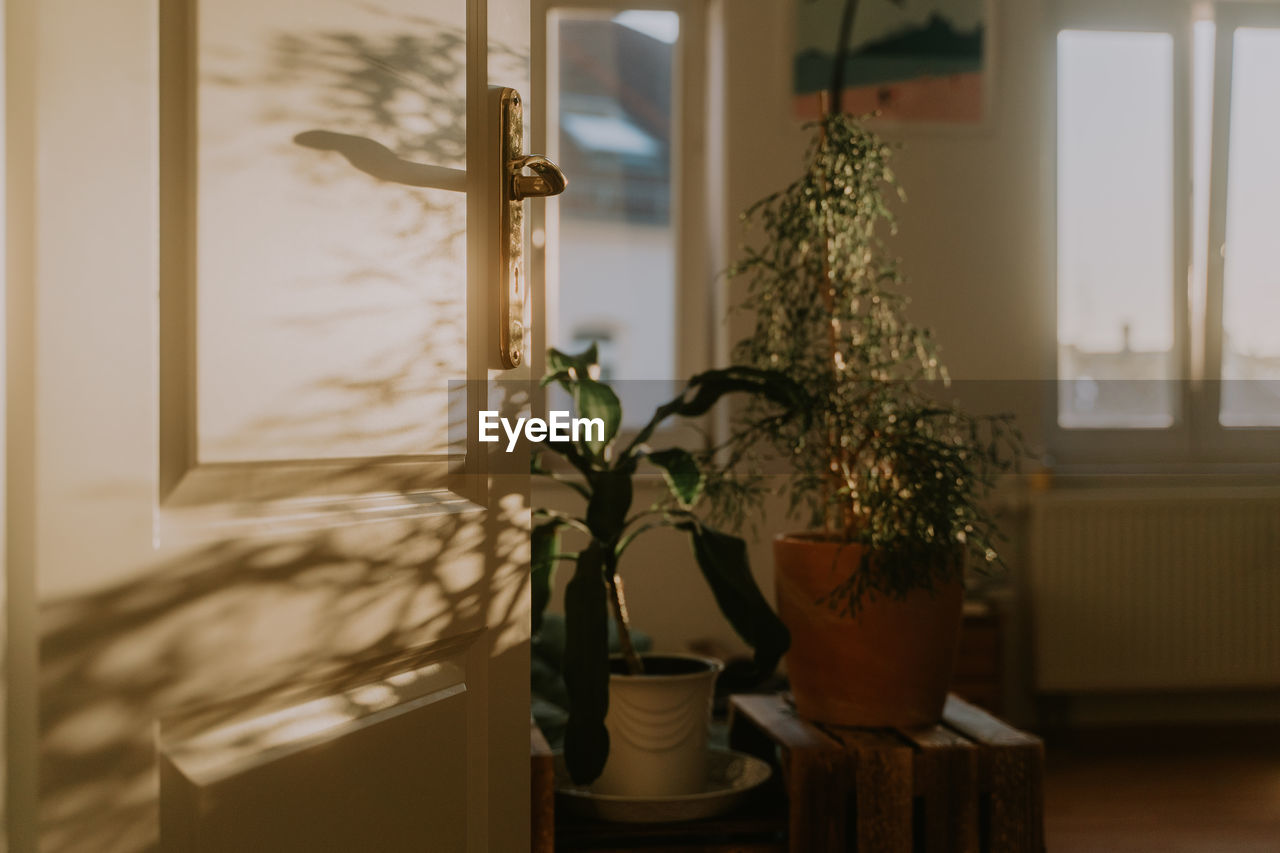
[1030,487,1280,691]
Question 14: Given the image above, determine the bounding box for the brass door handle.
[494,88,568,369]
[510,155,567,201]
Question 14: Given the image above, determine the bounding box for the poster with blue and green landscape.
[795,0,987,121]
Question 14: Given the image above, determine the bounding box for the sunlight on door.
[197,0,468,462]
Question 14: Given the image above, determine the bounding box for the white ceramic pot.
[592,654,723,797]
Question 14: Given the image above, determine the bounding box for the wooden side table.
[531,694,1043,852]
[728,693,1044,853]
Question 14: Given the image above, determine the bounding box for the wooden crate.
[728,694,1045,853]
[531,694,1042,852]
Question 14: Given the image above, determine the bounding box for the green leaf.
[586,470,632,543]
[678,367,808,419]
[629,367,809,451]
[562,542,612,785]
[681,523,790,679]
[540,345,622,460]
[541,345,599,394]
[531,518,565,634]
[646,448,704,508]
[547,343,599,378]
[574,378,622,457]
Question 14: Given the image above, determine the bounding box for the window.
[1056,29,1177,429]
[534,0,709,426]
[1054,3,1280,454]
[1213,23,1280,427]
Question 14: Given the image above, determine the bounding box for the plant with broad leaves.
[532,344,804,785]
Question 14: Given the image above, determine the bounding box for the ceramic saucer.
[553,748,772,823]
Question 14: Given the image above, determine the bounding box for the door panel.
[158,655,472,852]
[195,0,468,463]
[6,0,534,850]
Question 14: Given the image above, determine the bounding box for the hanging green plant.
[722,112,1024,614]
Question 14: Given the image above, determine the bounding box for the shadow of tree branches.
[40,501,528,852]
[198,12,525,458]
[37,7,532,851]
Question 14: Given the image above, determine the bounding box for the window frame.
[1197,1,1280,460]
[531,0,712,389]
[1047,0,1280,467]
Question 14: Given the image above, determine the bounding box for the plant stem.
[607,570,644,675]
[829,0,860,116]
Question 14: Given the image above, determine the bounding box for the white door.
[4,0,537,850]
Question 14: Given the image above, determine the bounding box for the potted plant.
[531,345,802,792]
[720,107,1022,727]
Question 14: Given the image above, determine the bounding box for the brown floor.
[1044,743,1280,852]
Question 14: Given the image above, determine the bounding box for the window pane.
[1057,30,1176,429]
[1219,28,1280,427]
[551,9,678,413]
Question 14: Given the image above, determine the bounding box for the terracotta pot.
[593,654,722,797]
[774,534,963,727]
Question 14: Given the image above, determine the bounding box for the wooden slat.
[564,844,785,853]
[787,747,850,853]
[531,720,555,853]
[823,727,913,853]
[731,694,844,753]
[942,696,1038,748]
[942,696,1045,853]
[730,695,848,853]
[556,810,786,851]
[986,744,1044,853]
[558,814,786,839]
[900,725,979,853]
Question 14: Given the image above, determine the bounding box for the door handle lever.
[510,155,567,201]
[494,88,568,369]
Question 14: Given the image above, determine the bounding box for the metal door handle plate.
[495,88,567,369]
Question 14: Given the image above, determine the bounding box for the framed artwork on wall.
[795,0,991,123]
